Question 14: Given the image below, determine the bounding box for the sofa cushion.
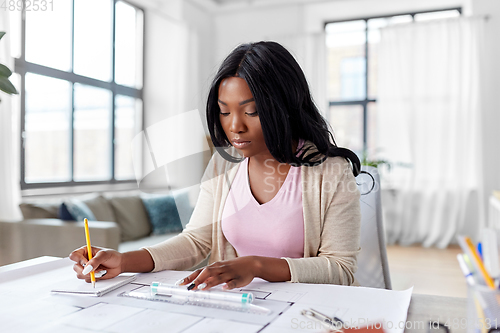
[19,203,59,219]
[58,194,117,222]
[80,194,116,222]
[141,194,183,235]
[58,202,75,220]
[64,199,96,222]
[108,196,151,241]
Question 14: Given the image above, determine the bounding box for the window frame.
[324,7,462,156]
[16,0,146,190]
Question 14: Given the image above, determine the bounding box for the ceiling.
[186,0,342,12]
[211,0,254,4]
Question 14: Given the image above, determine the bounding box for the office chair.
[354,165,392,289]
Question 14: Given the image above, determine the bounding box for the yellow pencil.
[465,237,495,289]
[84,218,96,288]
[473,296,488,333]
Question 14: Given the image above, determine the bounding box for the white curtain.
[377,17,485,248]
[0,11,22,221]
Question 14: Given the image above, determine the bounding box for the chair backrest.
[354,166,392,289]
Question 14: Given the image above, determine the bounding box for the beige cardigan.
[143,143,361,285]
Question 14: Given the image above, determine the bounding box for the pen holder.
[466,284,499,333]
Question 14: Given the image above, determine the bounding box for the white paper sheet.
[37,324,98,333]
[0,299,80,333]
[132,270,191,286]
[181,318,262,333]
[58,303,144,331]
[250,281,413,333]
[129,270,413,332]
[52,273,136,296]
[106,309,203,333]
[114,285,291,326]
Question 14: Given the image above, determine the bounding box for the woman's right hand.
[69,246,124,283]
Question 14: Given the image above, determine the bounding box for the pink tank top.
[221,143,304,258]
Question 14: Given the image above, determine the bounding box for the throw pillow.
[58,202,75,221]
[108,196,152,242]
[141,194,184,235]
[79,194,116,222]
[64,199,96,222]
[19,203,60,219]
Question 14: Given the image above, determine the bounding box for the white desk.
[0,256,60,273]
[405,294,467,333]
[0,257,436,333]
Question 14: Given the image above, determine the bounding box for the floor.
[386,244,467,298]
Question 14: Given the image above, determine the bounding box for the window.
[325,8,460,159]
[12,0,144,189]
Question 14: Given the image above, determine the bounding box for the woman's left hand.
[179,256,261,291]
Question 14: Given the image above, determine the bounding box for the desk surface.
[406,294,467,333]
[0,257,467,333]
[0,256,60,273]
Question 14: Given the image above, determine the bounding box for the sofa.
[0,188,199,266]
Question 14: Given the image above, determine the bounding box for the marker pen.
[457,254,476,286]
[150,282,254,304]
[457,254,492,319]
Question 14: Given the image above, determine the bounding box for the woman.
[70,41,362,290]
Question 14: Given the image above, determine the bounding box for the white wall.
[213,5,302,63]
[183,0,217,118]
[134,0,213,190]
[469,0,500,222]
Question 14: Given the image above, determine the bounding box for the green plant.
[0,31,18,102]
[361,149,391,171]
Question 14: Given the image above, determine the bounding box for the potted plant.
[0,31,18,102]
[361,149,391,171]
